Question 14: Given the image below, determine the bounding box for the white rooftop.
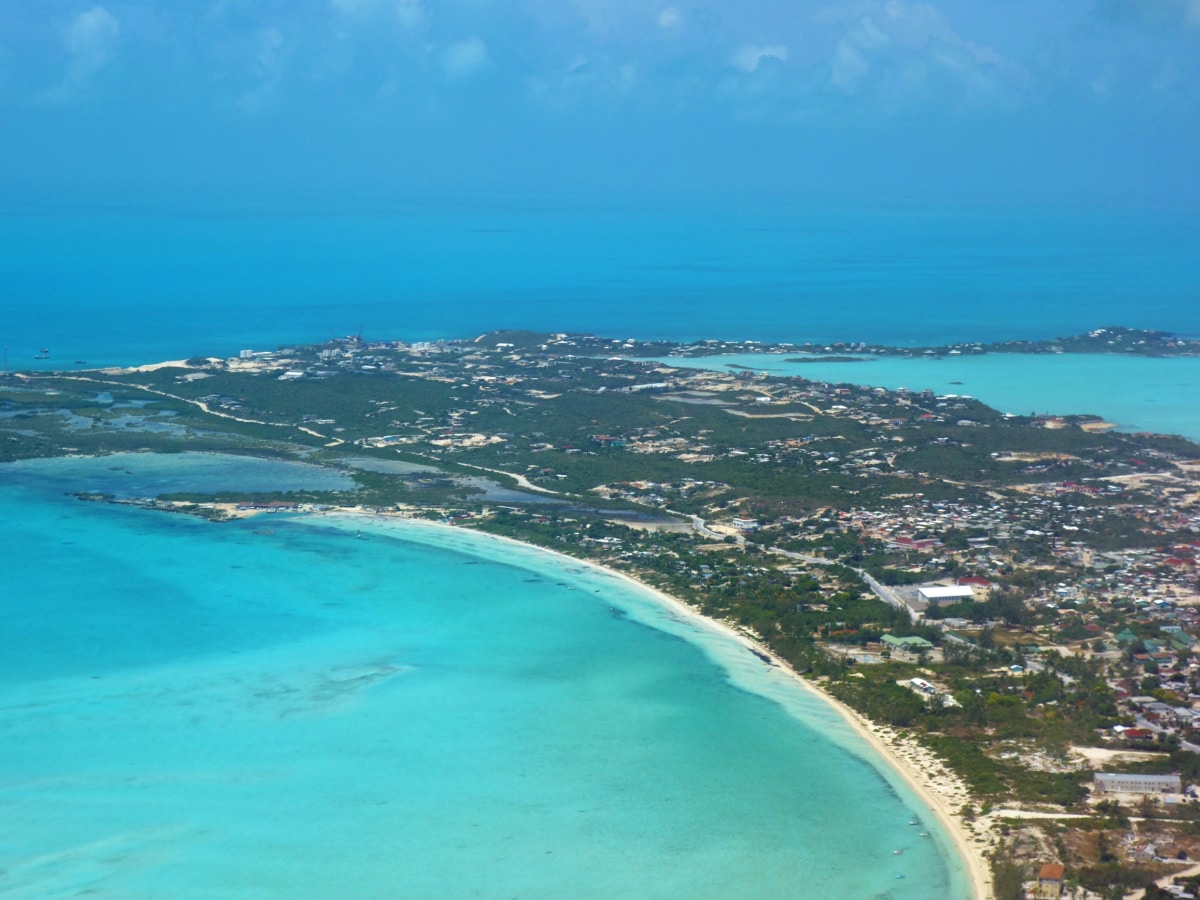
[918,585,976,601]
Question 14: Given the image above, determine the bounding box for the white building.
[1093,773,1181,795]
[917,585,975,605]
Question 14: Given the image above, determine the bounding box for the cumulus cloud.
[657,8,683,30]
[1093,0,1200,30]
[36,5,120,103]
[395,0,426,30]
[66,6,120,71]
[331,0,427,30]
[256,28,285,76]
[1152,59,1181,92]
[443,37,489,80]
[825,1,1026,108]
[731,44,788,73]
[830,16,889,93]
[829,43,869,93]
[235,27,286,112]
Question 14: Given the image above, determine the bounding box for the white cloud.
[830,40,872,93]
[731,44,788,73]
[396,0,426,30]
[658,8,683,30]
[65,6,120,77]
[1096,0,1200,30]
[331,0,427,29]
[331,0,375,14]
[830,15,889,93]
[235,27,286,112]
[1152,59,1181,92]
[443,37,489,80]
[36,5,120,103]
[256,28,284,75]
[825,2,1026,107]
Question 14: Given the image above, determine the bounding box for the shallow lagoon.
[646,352,1200,441]
[0,451,356,499]
[0,466,968,898]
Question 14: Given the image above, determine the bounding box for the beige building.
[1035,863,1064,899]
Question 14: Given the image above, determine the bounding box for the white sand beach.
[313,508,993,900]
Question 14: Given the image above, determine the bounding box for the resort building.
[1093,773,1181,796]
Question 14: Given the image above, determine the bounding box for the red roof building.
[1036,863,1065,899]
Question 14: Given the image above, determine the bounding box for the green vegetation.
[5,327,1200,892]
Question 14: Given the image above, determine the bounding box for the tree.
[1097,831,1116,863]
[990,853,1027,900]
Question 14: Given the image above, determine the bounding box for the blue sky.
[2,0,1198,205]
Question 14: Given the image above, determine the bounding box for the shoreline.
[310,508,992,900]
[27,345,1200,442]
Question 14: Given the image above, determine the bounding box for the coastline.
[645,350,1200,442]
[310,508,991,900]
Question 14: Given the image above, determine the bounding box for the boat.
[893,849,903,855]
[919,832,929,837]
[908,819,918,826]
[34,350,49,360]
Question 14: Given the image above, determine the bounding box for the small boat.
[908,819,919,826]
[34,350,49,360]
[919,832,929,837]
[893,849,903,855]
[895,874,906,879]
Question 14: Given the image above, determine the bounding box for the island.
[613,325,1200,361]
[4,328,1200,900]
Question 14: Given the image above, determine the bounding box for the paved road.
[766,546,921,622]
[668,513,739,543]
[858,570,920,622]
[1132,717,1200,754]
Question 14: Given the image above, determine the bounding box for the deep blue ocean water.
[3,202,1198,367]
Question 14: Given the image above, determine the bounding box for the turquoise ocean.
[0,457,967,898]
[646,352,1200,441]
[2,201,1198,896]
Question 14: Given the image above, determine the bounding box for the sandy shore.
[310,508,992,899]
[811,690,994,900]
